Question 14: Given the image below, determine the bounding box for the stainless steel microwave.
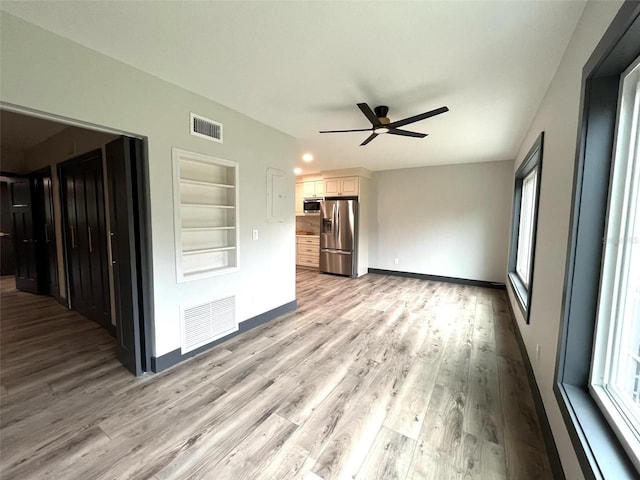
[303,198,322,214]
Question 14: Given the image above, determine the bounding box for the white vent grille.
[190,112,223,143]
[181,295,236,353]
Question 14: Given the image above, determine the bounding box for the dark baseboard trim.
[151,300,297,373]
[367,268,505,290]
[505,298,565,480]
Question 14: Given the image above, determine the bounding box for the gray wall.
[1,13,297,358]
[505,2,623,479]
[370,160,513,283]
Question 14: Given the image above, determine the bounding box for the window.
[590,56,640,471]
[508,133,543,322]
[516,169,538,286]
[555,2,640,479]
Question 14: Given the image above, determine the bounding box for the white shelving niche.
[173,148,239,282]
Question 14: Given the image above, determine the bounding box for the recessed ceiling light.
[302,153,313,162]
[294,167,302,175]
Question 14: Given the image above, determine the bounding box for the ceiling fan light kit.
[319,102,449,146]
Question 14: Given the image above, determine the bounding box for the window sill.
[508,272,529,320]
[555,382,638,479]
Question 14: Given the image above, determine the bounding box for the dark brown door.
[59,150,111,329]
[9,177,38,293]
[1,181,15,276]
[30,167,58,297]
[106,137,146,375]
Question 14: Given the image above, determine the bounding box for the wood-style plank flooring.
[0,271,553,479]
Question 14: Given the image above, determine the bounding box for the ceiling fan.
[319,103,449,146]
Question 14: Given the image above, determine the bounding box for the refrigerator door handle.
[321,248,351,255]
[334,203,339,246]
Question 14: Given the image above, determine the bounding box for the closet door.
[59,150,111,329]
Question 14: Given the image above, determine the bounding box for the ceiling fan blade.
[319,128,373,133]
[360,133,378,146]
[388,106,449,129]
[387,128,428,138]
[357,103,382,126]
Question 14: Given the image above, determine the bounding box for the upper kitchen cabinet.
[302,180,324,198]
[324,176,359,197]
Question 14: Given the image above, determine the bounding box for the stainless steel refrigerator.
[320,197,358,277]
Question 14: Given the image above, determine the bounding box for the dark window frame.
[508,132,544,324]
[555,2,640,479]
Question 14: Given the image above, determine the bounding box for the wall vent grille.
[181,295,236,353]
[190,112,223,143]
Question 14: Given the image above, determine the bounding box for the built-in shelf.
[182,226,235,232]
[183,246,237,255]
[180,203,235,209]
[180,178,235,189]
[173,148,239,282]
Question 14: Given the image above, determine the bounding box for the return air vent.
[181,295,237,353]
[190,112,223,143]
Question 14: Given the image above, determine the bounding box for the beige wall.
[370,160,514,283]
[1,13,297,358]
[505,2,623,479]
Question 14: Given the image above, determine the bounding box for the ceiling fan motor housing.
[374,105,390,123]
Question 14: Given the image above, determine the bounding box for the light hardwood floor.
[0,270,553,479]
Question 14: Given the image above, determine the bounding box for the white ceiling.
[1,1,587,174]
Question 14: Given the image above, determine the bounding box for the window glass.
[516,169,538,286]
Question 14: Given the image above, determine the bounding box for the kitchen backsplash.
[296,216,320,235]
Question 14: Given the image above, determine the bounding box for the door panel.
[59,151,111,329]
[40,174,58,296]
[1,182,15,276]
[30,168,58,297]
[106,137,144,375]
[10,178,38,293]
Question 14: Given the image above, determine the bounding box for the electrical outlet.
[252,229,259,240]
[536,344,541,362]
[394,258,399,265]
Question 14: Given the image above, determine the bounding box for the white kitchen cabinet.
[296,235,319,268]
[324,176,359,197]
[295,182,304,215]
[173,148,239,282]
[302,180,325,198]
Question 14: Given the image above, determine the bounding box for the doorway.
[0,107,153,376]
[3,168,57,296]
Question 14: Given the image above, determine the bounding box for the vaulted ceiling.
[1,1,587,173]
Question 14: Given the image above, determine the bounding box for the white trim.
[0,101,144,139]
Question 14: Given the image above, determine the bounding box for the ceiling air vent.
[190,112,223,143]
[181,295,237,353]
